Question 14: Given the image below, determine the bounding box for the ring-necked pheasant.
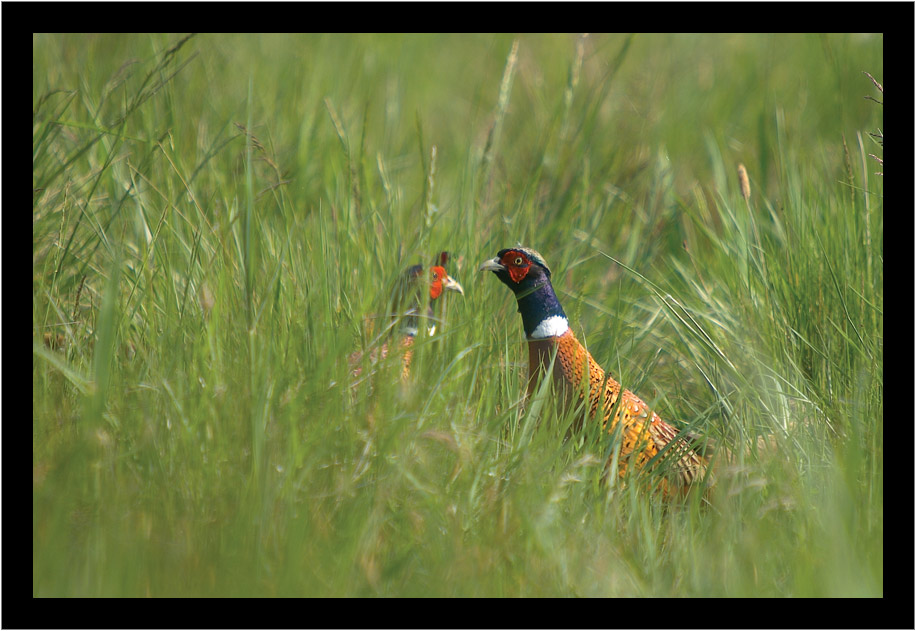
[351,252,464,382]
[479,246,711,496]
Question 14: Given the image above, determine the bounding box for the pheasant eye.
[514,257,523,266]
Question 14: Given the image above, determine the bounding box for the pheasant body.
[351,252,463,381]
[481,246,710,495]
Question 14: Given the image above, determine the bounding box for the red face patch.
[500,250,531,283]
[429,265,448,299]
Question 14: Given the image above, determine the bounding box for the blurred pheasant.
[351,251,464,381]
[479,246,711,495]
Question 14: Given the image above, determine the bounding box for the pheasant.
[351,252,464,381]
[479,246,712,495]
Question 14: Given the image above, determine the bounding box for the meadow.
[33,33,882,598]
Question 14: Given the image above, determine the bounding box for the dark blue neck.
[515,278,566,338]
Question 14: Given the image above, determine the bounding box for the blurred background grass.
[33,33,882,598]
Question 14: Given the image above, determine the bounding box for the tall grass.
[34,33,882,598]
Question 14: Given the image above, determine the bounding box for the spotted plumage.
[480,246,711,495]
[351,252,464,381]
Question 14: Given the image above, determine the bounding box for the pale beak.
[442,275,464,295]
[478,257,505,273]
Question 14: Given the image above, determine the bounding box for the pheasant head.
[478,246,568,339]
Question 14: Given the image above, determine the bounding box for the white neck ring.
[528,315,569,340]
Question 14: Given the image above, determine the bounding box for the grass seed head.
[737,164,751,202]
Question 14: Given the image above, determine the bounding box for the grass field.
[33,33,882,598]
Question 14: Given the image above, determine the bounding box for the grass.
[33,33,882,598]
